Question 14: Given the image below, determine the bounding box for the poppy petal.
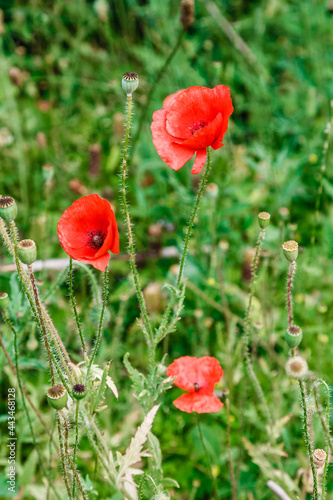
[181,113,223,150]
[191,150,207,175]
[151,108,195,170]
[173,393,223,413]
[167,356,199,392]
[73,252,110,272]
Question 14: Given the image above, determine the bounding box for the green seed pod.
[42,164,54,182]
[258,211,271,229]
[0,196,17,222]
[72,383,87,400]
[286,325,303,348]
[282,240,298,262]
[0,292,9,310]
[18,239,37,265]
[122,72,139,95]
[47,384,68,410]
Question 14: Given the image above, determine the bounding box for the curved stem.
[69,257,86,353]
[298,380,318,500]
[87,267,109,378]
[120,93,155,366]
[156,148,212,343]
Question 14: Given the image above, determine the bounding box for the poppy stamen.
[190,120,208,135]
[88,229,106,249]
[193,382,200,392]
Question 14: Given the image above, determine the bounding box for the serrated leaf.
[123,353,146,396]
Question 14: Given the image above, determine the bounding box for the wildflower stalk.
[298,380,318,500]
[156,148,212,343]
[286,261,296,331]
[57,415,73,499]
[311,379,333,456]
[87,267,109,378]
[72,400,80,497]
[69,257,86,354]
[121,92,155,367]
[1,312,61,499]
[225,396,237,500]
[132,28,186,154]
[242,227,273,432]
[196,414,219,500]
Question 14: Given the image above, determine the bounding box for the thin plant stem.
[156,148,213,343]
[60,411,87,500]
[312,378,333,455]
[196,413,219,500]
[225,397,237,500]
[75,261,101,304]
[298,380,318,500]
[57,414,73,499]
[69,257,86,353]
[72,401,80,497]
[287,261,296,330]
[120,93,155,366]
[2,312,61,500]
[131,28,186,154]
[87,267,109,378]
[242,227,273,433]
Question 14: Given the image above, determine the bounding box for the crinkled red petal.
[173,393,223,413]
[73,252,111,272]
[191,150,207,175]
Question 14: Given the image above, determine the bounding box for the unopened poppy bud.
[221,388,230,401]
[285,355,308,379]
[313,448,326,468]
[0,292,9,310]
[143,282,163,314]
[47,384,68,410]
[279,207,289,221]
[282,240,298,262]
[286,325,303,348]
[18,239,37,265]
[258,211,270,229]
[180,0,195,29]
[42,164,54,182]
[206,183,219,198]
[122,72,139,95]
[72,383,87,400]
[0,196,17,222]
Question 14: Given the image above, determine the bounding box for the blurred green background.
[0,0,333,498]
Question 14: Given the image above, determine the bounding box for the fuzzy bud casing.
[0,292,9,310]
[313,448,326,468]
[282,240,298,262]
[47,384,68,410]
[122,72,139,95]
[18,239,37,265]
[285,325,303,348]
[0,196,17,222]
[285,356,308,379]
[258,211,270,229]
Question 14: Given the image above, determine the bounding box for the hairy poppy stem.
[196,414,219,500]
[57,414,74,499]
[87,267,109,377]
[120,93,155,366]
[69,257,86,354]
[286,261,296,331]
[72,401,80,497]
[298,380,319,500]
[156,148,212,343]
[225,397,237,500]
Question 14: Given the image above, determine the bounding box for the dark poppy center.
[190,120,208,135]
[193,382,200,392]
[87,229,106,249]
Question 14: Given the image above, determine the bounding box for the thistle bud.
[180,0,195,29]
[42,164,54,182]
[0,196,17,222]
[285,325,303,348]
[122,72,139,95]
[18,239,37,265]
[72,383,87,400]
[282,240,298,262]
[47,384,68,410]
[313,449,326,468]
[285,356,308,379]
[258,211,270,229]
[0,292,9,310]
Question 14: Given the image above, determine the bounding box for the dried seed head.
[0,292,9,310]
[258,211,271,229]
[180,0,195,29]
[0,196,17,222]
[122,72,139,95]
[285,325,303,348]
[72,383,87,400]
[282,240,298,262]
[313,448,326,468]
[18,239,37,265]
[47,384,68,410]
[285,356,308,379]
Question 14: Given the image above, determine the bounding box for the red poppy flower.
[57,194,119,272]
[151,85,233,175]
[167,356,223,413]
